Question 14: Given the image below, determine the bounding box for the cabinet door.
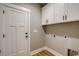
[54,3,65,23]
[42,4,54,25]
[42,5,47,25]
[46,4,54,24]
[67,3,79,21]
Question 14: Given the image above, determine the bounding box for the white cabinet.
[54,3,65,23]
[59,3,79,22]
[42,3,79,25]
[67,3,79,22]
[42,3,65,25]
[46,4,54,24]
[42,4,54,25]
[42,4,47,25]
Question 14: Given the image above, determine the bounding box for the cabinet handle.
[63,16,64,20]
[54,35,56,38]
[65,14,67,20]
[46,20,48,23]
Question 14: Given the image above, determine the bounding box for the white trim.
[31,46,63,56]
[44,47,63,56]
[7,50,28,56]
[29,12,31,56]
[1,3,30,12]
[31,47,45,55]
[8,53,16,56]
[16,50,27,56]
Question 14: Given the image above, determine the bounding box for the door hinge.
[3,10,5,14]
[3,34,5,38]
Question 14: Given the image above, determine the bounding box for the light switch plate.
[33,29,38,32]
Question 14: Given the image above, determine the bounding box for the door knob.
[25,33,28,34]
[26,36,28,38]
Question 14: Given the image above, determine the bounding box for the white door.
[3,6,28,56]
[67,3,79,21]
[4,6,17,55]
[16,9,28,56]
[54,3,65,23]
[0,5,4,56]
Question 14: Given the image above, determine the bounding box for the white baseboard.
[31,46,63,56]
[44,47,63,56]
[8,53,16,56]
[16,50,27,56]
[31,47,45,55]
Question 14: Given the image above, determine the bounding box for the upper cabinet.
[42,3,54,25]
[42,3,79,26]
[67,3,79,21]
[54,3,65,23]
[42,4,47,25]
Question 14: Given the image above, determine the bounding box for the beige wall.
[14,3,45,51]
[45,21,79,38]
[45,21,79,55]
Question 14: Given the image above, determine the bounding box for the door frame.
[1,3,31,56]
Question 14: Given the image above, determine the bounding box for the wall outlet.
[33,29,38,32]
